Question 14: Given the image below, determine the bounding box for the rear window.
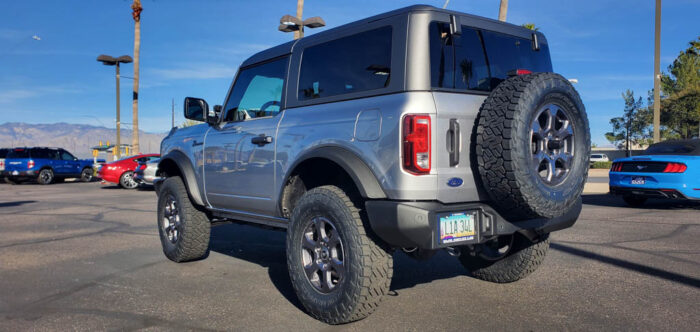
[430,22,552,92]
[7,149,30,158]
[643,141,700,156]
[591,154,603,158]
[0,149,8,158]
[298,26,392,100]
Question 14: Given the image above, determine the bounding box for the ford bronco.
[155,5,590,324]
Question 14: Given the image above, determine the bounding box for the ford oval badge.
[447,177,463,187]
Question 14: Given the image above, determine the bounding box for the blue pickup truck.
[3,147,95,185]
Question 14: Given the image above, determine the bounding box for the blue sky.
[1,0,698,146]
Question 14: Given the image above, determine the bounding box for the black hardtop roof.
[241,4,535,67]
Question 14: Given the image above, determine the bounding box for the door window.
[223,57,288,122]
[60,150,76,161]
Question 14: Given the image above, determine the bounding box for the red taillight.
[611,162,623,172]
[138,164,147,171]
[508,69,533,76]
[403,114,431,175]
[663,162,687,173]
[28,160,35,169]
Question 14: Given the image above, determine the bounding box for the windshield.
[643,140,700,156]
[7,149,30,158]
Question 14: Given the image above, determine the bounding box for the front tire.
[37,168,54,185]
[286,185,393,324]
[157,176,211,262]
[119,171,138,189]
[80,168,94,182]
[459,233,550,283]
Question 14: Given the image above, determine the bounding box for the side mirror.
[184,97,208,122]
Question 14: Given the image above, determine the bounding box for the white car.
[590,153,609,165]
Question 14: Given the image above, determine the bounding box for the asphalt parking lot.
[1,181,698,331]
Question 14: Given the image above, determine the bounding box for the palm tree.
[131,0,142,155]
[521,23,539,31]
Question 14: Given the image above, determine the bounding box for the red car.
[98,154,159,189]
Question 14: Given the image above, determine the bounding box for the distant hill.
[0,122,166,159]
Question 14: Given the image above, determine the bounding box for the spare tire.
[476,73,590,220]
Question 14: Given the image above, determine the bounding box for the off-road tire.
[459,233,550,283]
[37,168,54,185]
[286,185,393,325]
[119,171,138,189]
[80,168,94,182]
[623,195,647,207]
[157,176,210,262]
[476,73,590,220]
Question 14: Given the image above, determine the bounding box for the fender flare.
[283,146,387,199]
[158,150,206,207]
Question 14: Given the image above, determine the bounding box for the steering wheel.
[259,100,280,113]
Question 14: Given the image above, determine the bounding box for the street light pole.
[279,0,325,39]
[294,0,304,40]
[653,0,662,143]
[116,61,121,158]
[97,54,133,159]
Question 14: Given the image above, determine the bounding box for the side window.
[60,150,76,161]
[31,149,47,159]
[46,149,60,160]
[223,57,288,122]
[298,26,392,100]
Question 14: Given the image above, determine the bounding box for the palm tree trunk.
[131,0,142,155]
[498,0,508,22]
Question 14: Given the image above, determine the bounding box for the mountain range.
[0,122,166,159]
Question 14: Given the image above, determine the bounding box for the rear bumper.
[609,186,698,200]
[365,198,581,250]
[2,170,38,179]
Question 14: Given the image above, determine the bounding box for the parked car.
[590,153,609,165]
[98,154,159,189]
[134,158,160,186]
[153,5,590,324]
[610,139,700,206]
[0,148,9,182]
[2,147,95,184]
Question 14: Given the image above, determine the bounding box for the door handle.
[251,134,273,146]
[447,119,460,167]
[192,140,203,146]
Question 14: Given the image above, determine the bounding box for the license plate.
[631,176,645,185]
[12,171,19,176]
[439,212,477,244]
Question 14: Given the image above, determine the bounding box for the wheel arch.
[279,146,386,217]
[157,151,206,207]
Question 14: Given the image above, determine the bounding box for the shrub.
[591,161,613,169]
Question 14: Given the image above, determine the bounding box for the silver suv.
[155,5,590,324]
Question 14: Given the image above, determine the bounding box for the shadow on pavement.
[208,223,469,312]
[551,243,700,289]
[0,200,37,208]
[583,194,700,210]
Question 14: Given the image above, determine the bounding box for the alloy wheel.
[301,216,345,293]
[530,103,575,186]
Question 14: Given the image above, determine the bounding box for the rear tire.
[286,185,393,324]
[37,168,54,185]
[476,73,590,220]
[119,171,138,189]
[623,195,647,207]
[459,233,550,283]
[157,176,210,262]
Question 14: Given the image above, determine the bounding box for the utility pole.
[653,0,662,143]
[498,0,508,22]
[131,0,142,154]
[171,98,175,128]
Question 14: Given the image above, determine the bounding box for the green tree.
[605,90,650,155]
[660,36,700,138]
[521,23,539,31]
